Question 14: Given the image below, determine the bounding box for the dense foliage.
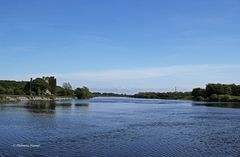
[55,85,75,97]
[133,92,192,100]
[92,92,130,97]
[0,77,58,96]
[23,77,57,96]
[31,78,50,95]
[192,88,206,98]
[0,80,27,95]
[74,87,93,99]
[0,77,95,99]
[192,84,240,102]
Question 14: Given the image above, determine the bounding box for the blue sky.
[1,0,240,93]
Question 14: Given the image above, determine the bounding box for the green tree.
[75,87,92,99]
[55,86,74,97]
[31,78,49,95]
[230,84,240,96]
[194,96,205,101]
[0,86,6,94]
[208,94,220,102]
[0,80,27,95]
[222,85,232,95]
[220,95,230,102]
[192,88,206,98]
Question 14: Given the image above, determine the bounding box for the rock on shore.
[1,96,73,102]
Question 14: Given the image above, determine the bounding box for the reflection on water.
[0,100,90,114]
[75,103,89,107]
[24,101,56,113]
[193,102,240,108]
[56,103,72,107]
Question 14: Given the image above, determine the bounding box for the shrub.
[75,87,92,99]
[208,94,220,102]
[194,96,205,101]
[219,95,230,102]
[192,88,206,98]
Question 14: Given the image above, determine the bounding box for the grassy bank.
[229,95,240,100]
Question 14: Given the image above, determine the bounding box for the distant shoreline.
[0,94,190,103]
[1,94,240,104]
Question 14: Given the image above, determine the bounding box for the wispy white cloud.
[55,64,240,81]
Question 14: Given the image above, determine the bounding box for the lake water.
[0,97,240,157]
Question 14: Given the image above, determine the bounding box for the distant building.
[42,76,57,95]
[45,89,52,95]
[42,76,51,83]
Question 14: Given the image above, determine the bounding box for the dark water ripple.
[0,97,240,157]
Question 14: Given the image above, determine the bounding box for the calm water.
[0,97,240,157]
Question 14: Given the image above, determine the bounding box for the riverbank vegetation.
[192,84,240,102]
[1,77,240,103]
[75,87,93,99]
[0,77,93,102]
[92,92,130,97]
[133,84,240,102]
[133,92,192,100]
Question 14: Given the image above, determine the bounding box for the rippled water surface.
[0,97,240,157]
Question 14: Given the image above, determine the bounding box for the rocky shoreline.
[0,95,73,103]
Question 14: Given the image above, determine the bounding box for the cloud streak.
[55,64,240,81]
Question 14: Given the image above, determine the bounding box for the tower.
[30,78,33,96]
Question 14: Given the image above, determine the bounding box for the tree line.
[133,92,192,100]
[133,83,240,102]
[1,78,240,102]
[0,77,93,99]
[92,92,130,97]
[192,83,240,102]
